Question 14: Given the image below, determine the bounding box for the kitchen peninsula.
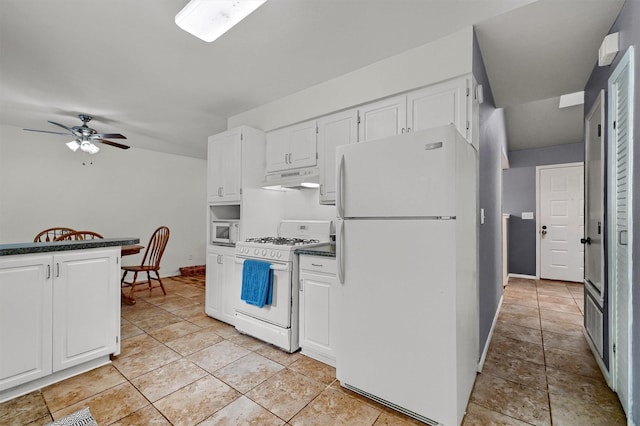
[0,237,138,402]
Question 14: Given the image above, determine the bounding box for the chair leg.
[155,270,167,295]
[129,271,139,301]
[146,272,153,293]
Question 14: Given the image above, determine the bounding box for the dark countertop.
[0,238,140,256]
[296,243,336,258]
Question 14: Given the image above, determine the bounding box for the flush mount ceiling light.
[558,91,584,109]
[175,0,267,42]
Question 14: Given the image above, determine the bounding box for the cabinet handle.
[56,263,60,278]
[299,278,303,292]
[319,184,324,195]
[311,263,323,267]
[401,127,405,134]
[217,254,222,264]
[407,127,411,132]
[288,153,292,164]
[284,153,288,164]
[46,264,51,279]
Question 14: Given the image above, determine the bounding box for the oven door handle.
[234,257,290,271]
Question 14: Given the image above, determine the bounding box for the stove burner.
[244,237,320,246]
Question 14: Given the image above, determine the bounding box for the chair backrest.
[54,231,104,241]
[34,227,76,242]
[141,226,170,269]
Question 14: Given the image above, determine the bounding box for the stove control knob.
[262,249,267,256]
[276,252,281,258]
[254,249,259,255]
[270,251,275,257]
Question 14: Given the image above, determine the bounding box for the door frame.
[607,46,634,416]
[535,162,585,279]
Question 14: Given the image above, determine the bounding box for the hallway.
[463,277,626,425]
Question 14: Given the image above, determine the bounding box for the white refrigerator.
[335,125,478,426]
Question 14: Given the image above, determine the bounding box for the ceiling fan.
[24,114,130,154]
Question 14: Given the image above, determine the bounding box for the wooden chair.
[54,231,104,241]
[121,226,170,303]
[34,227,76,242]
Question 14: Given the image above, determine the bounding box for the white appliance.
[211,220,240,245]
[335,125,478,426]
[234,220,331,352]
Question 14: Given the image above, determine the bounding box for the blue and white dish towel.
[241,259,273,308]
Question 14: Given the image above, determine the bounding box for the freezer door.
[336,126,462,218]
[336,218,467,425]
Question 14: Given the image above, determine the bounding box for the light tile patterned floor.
[0,276,627,425]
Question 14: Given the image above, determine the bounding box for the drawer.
[299,255,337,275]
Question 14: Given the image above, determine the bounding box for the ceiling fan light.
[175,0,267,42]
[66,140,80,152]
[80,141,100,155]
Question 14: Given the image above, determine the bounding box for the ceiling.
[0,0,624,158]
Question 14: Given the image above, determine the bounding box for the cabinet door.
[208,131,241,203]
[205,250,223,319]
[358,94,407,142]
[288,121,317,169]
[318,110,358,205]
[52,249,119,372]
[0,256,52,391]
[407,76,469,140]
[221,253,239,325]
[265,128,289,173]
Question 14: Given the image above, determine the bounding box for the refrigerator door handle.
[337,220,345,284]
[337,155,345,219]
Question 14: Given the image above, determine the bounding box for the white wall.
[228,27,473,131]
[0,124,206,276]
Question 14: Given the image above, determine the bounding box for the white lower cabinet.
[206,245,238,325]
[0,248,120,398]
[299,255,338,366]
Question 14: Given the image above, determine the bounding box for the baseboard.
[508,273,537,280]
[477,294,503,372]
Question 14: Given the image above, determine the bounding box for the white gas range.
[234,220,331,352]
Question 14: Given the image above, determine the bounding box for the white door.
[358,94,407,142]
[0,256,52,391]
[317,109,358,204]
[608,46,634,416]
[52,249,119,371]
[584,91,605,295]
[538,164,584,282]
[207,131,241,202]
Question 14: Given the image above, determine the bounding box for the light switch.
[522,212,534,220]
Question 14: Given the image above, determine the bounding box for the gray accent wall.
[502,143,584,275]
[583,0,639,421]
[473,31,505,359]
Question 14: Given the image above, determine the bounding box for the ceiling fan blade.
[23,128,71,136]
[48,121,81,136]
[91,133,127,140]
[95,139,130,150]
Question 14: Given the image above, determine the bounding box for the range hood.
[263,167,319,190]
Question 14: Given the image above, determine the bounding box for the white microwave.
[211,220,240,245]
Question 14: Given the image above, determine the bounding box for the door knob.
[541,225,547,236]
[580,237,592,245]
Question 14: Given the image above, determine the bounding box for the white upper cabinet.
[358,76,471,143]
[317,109,358,205]
[208,129,242,203]
[207,126,265,204]
[266,120,317,173]
[407,76,470,140]
[358,94,406,142]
